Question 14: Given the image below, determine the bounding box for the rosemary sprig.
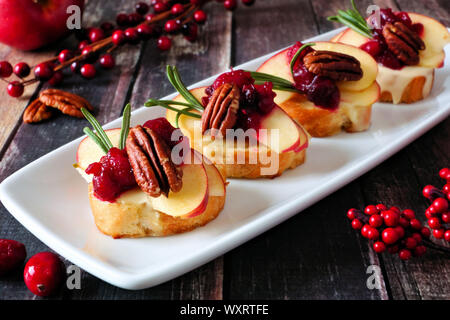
[166,65,203,111]
[119,103,131,150]
[328,0,373,38]
[81,107,113,152]
[289,42,315,75]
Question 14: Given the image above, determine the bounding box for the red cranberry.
[255,82,276,114]
[373,241,386,253]
[411,23,424,37]
[428,217,441,230]
[377,50,403,70]
[383,210,400,227]
[409,218,422,230]
[7,81,24,97]
[78,40,90,51]
[360,40,381,57]
[402,209,415,220]
[347,208,358,220]
[136,24,154,40]
[442,212,450,223]
[421,227,431,238]
[366,227,379,240]
[395,11,412,28]
[80,64,96,79]
[194,10,207,24]
[439,168,449,180]
[100,22,114,32]
[351,219,363,230]
[171,3,184,15]
[125,27,140,44]
[58,49,73,63]
[242,0,255,5]
[405,237,417,249]
[394,226,405,239]
[143,117,181,147]
[361,224,371,238]
[376,204,387,211]
[443,184,450,194]
[382,228,398,245]
[100,54,115,69]
[24,252,64,297]
[13,62,30,78]
[70,61,81,73]
[0,239,26,275]
[432,198,448,213]
[364,205,379,215]
[165,19,180,33]
[116,13,129,26]
[153,2,167,13]
[89,28,105,43]
[444,230,450,242]
[224,0,238,10]
[145,13,156,22]
[157,36,172,51]
[0,61,12,77]
[369,214,383,228]
[389,206,401,214]
[412,233,422,243]
[399,217,410,228]
[433,228,445,239]
[128,13,144,26]
[423,185,437,199]
[48,71,64,86]
[135,2,150,15]
[112,30,126,46]
[413,245,426,257]
[306,76,340,110]
[399,249,411,260]
[212,69,254,91]
[34,63,54,80]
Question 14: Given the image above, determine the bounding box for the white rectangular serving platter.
[1,28,449,290]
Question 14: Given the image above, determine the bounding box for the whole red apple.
[0,0,85,51]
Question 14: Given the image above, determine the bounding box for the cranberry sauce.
[203,70,277,131]
[361,9,424,69]
[287,42,340,110]
[86,118,185,202]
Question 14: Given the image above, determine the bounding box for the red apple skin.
[0,0,85,51]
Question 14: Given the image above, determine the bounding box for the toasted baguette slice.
[88,183,225,238]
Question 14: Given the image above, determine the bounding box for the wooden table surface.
[0,0,449,300]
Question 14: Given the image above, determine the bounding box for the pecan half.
[39,89,94,118]
[23,99,53,124]
[383,22,425,65]
[201,83,240,136]
[126,126,183,197]
[303,50,363,81]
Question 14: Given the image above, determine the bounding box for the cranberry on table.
[224,0,238,10]
[136,24,154,40]
[366,227,379,240]
[58,49,73,63]
[428,217,441,230]
[13,62,30,78]
[444,230,450,242]
[70,61,81,73]
[164,19,180,33]
[153,2,167,13]
[125,27,140,44]
[34,63,55,80]
[171,3,184,15]
[194,10,207,24]
[88,27,105,43]
[394,226,405,239]
[145,13,156,22]
[364,204,379,215]
[351,219,363,230]
[402,209,415,220]
[413,245,426,257]
[409,218,422,230]
[373,241,386,253]
[135,2,149,15]
[421,227,431,238]
[382,228,398,245]
[0,239,26,275]
[7,81,24,97]
[24,252,64,297]
[48,71,64,86]
[157,36,172,51]
[128,13,144,26]
[0,61,13,78]
[383,210,399,227]
[100,54,115,69]
[439,168,449,180]
[112,30,126,46]
[347,208,358,220]
[369,214,383,228]
[116,13,129,26]
[432,198,448,213]
[433,228,445,239]
[80,64,96,79]
[376,204,387,211]
[399,249,412,260]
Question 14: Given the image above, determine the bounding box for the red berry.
[34,63,54,80]
[7,81,24,97]
[428,217,441,230]
[171,3,184,15]
[442,212,450,223]
[88,27,104,43]
[433,228,445,239]
[351,219,363,230]
[389,206,401,214]
[23,252,64,297]
[116,13,129,26]
[413,245,426,257]
[78,40,90,51]
[376,204,387,211]
[125,27,139,44]
[394,226,405,239]
[128,13,144,26]
[361,224,371,238]
[58,49,73,63]
[412,233,422,243]
[194,10,207,24]
[135,2,150,15]
[364,205,378,215]
[145,13,156,22]
[402,209,415,220]
[13,62,30,78]
[99,54,115,69]
[425,208,435,219]
[421,227,431,238]
[136,24,154,40]
[112,30,126,46]
[0,61,12,77]
[359,40,381,57]
[422,185,437,199]
[410,218,422,230]
[164,19,180,33]
[347,208,358,220]
[242,0,255,6]
[70,61,81,73]
[153,2,167,13]
[432,198,448,213]
[80,64,96,79]
[366,227,379,240]
[383,210,400,227]
[382,228,398,245]
[443,184,450,194]
[399,249,411,260]
[369,214,383,228]
[439,168,449,180]
[444,230,450,242]
[157,36,172,51]
[399,217,409,228]
[405,237,417,249]
[373,241,386,253]
[48,71,64,86]
[224,0,238,10]
[0,239,26,275]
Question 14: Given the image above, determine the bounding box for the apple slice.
[76,128,121,171]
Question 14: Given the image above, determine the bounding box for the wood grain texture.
[0,0,449,300]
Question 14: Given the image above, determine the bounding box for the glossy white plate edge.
[1,27,449,290]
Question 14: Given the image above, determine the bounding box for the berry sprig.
[422,168,450,242]
[347,205,429,260]
[0,0,257,98]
